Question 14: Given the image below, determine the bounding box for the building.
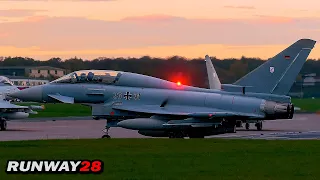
[289,73,320,98]
[0,66,67,79]
[12,78,49,86]
[302,73,319,86]
[5,76,49,86]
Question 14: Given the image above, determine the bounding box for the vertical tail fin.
[234,39,316,95]
[205,55,221,90]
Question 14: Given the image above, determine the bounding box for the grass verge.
[1,139,320,180]
[292,98,320,112]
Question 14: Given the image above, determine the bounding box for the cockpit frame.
[51,70,122,85]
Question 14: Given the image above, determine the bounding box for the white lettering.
[70,161,81,172]
[6,161,19,172]
[7,160,88,173]
[44,161,60,171]
[30,161,43,172]
[19,161,31,172]
[58,161,69,172]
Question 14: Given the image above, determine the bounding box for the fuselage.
[9,70,293,121]
[39,83,266,116]
[26,70,291,103]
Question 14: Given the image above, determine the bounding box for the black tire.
[101,135,111,138]
[168,132,184,138]
[189,135,205,138]
[0,120,7,131]
[93,116,100,120]
[223,121,236,133]
[245,123,250,130]
[231,124,236,133]
[257,122,262,131]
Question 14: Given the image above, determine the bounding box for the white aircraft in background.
[0,76,44,131]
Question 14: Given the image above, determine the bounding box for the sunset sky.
[0,0,320,60]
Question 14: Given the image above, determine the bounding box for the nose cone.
[9,85,43,102]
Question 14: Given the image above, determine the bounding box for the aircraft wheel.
[231,124,237,133]
[168,131,184,138]
[101,135,111,138]
[0,119,7,131]
[189,135,205,138]
[223,121,236,133]
[236,120,242,127]
[188,130,205,138]
[245,123,250,130]
[256,122,262,131]
[168,132,175,138]
[93,116,100,120]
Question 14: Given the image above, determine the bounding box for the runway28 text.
[5,160,103,174]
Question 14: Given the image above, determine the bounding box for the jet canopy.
[51,70,122,84]
[0,76,13,86]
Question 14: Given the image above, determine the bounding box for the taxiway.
[0,114,319,141]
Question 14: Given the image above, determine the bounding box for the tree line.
[1,56,319,88]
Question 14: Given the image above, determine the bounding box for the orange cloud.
[0,15,319,60]
[0,0,114,1]
[0,42,319,61]
[224,5,256,10]
[0,33,9,38]
[0,9,46,17]
[120,14,296,25]
[24,15,48,22]
[122,15,185,22]
[254,15,294,24]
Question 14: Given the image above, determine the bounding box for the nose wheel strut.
[0,118,7,131]
[102,119,111,138]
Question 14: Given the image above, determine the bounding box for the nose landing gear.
[102,119,111,138]
[0,118,7,131]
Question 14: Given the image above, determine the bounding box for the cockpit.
[0,76,14,86]
[51,70,122,84]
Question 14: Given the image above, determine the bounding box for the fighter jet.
[204,39,315,129]
[0,76,45,131]
[9,39,316,138]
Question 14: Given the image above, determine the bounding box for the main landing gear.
[0,118,7,131]
[168,131,185,138]
[245,121,263,131]
[101,119,111,138]
[222,120,237,133]
[255,121,263,131]
[168,131,205,139]
[245,123,250,130]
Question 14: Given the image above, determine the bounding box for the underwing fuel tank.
[4,112,29,120]
[117,118,166,130]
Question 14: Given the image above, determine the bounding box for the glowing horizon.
[0,0,319,60]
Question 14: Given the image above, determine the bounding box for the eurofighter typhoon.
[0,76,44,130]
[10,39,316,138]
